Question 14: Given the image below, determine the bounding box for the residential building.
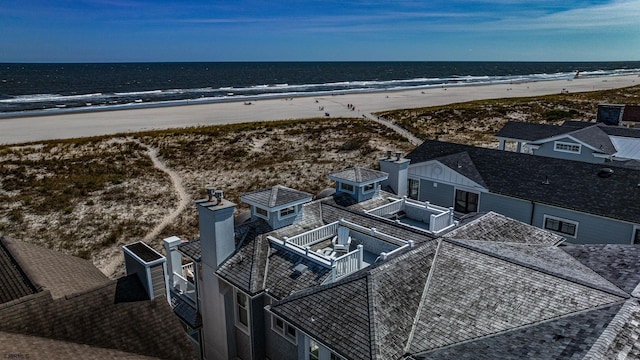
[0,236,197,359]
[393,140,640,245]
[161,166,640,359]
[495,120,640,165]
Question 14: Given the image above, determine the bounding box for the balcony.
[171,263,197,305]
[366,197,457,234]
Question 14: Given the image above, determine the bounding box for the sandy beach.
[1,74,638,145]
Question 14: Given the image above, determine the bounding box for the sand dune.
[1,74,638,145]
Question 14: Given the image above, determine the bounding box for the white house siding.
[533,137,604,164]
[531,203,636,245]
[478,193,533,224]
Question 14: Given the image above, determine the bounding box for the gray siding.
[235,327,251,360]
[149,264,166,299]
[533,137,603,164]
[532,204,635,245]
[264,312,298,360]
[269,204,304,230]
[251,296,266,360]
[478,193,533,223]
[419,179,454,207]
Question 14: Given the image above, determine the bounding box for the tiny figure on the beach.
[325,112,330,117]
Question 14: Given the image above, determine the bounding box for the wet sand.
[1,74,638,145]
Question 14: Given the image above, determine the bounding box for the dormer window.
[255,207,269,219]
[554,141,581,154]
[340,183,354,193]
[363,183,375,193]
[280,206,296,218]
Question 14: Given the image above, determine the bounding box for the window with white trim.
[255,207,269,219]
[554,141,581,154]
[279,206,296,218]
[408,178,419,200]
[272,315,297,344]
[309,339,319,360]
[544,215,578,237]
[235,290,249,331]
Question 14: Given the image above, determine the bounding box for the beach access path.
[1,74,638,145]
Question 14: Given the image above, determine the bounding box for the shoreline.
[1,74,638,145]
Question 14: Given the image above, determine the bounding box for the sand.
[1,74,638,145]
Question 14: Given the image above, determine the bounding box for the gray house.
[495,120,640,165]
[157,165,640,360]
[386,140,640,245]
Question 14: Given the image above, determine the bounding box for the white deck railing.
[378,240,414,261]
[284,221,339,248]
[330,245,364,282]
[173,272,197,304]
[182,262,194,279]
[366,198,404,217]
[429,208,455,233]
[339,218,408,247]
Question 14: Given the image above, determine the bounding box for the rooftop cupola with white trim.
[240,185,312,230]
[379,150,410,196]
[196,186,236,269]
[327,167,388,203]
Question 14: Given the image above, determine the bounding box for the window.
[279,206,296,218]
[272,315,297,344]
[544,215,578,237]
[255,207,269,219]
[554,141,581,154]
[363,182,375,193]
[454,189,479,213]
[633,227,640,245]
[235,290,249,330]
[309,339,319,360]
[408,178,419,200]
[340,182,354,193]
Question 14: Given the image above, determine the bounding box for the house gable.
[408,160,487,191]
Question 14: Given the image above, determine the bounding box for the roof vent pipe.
[395,151,402,161]
[206,186,216,202]
[214,190,224,205]
[386,150,393,159]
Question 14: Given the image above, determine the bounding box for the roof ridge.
[404,239,442,354]
[366,267,376,360]
[445,239,629,298]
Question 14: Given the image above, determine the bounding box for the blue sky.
[1,0,639,62]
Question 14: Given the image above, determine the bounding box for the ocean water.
[1,61,639,116]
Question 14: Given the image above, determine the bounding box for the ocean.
[1,61,639,116]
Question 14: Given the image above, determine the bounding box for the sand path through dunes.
[98,139,189,278]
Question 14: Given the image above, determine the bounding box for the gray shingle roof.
[406,140,640,223]
[0,237,197,359]
[0,273,197,360]
[443,211,564,245]
[416,301,624,360]
[584,299,640,360]
[241,185,312,208]
[407,240,625,354]
[0,237,36,304]
[494,121,573,141]
[271,242,438,360]
[561,244,640,296]
[568,125,616,154]
[2,236,111,300]
[328,167,388,184]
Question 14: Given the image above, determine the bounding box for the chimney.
[196,187,236,269]
[122,242,168,300]
[162,236,183,303]
[379,150,410,196]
